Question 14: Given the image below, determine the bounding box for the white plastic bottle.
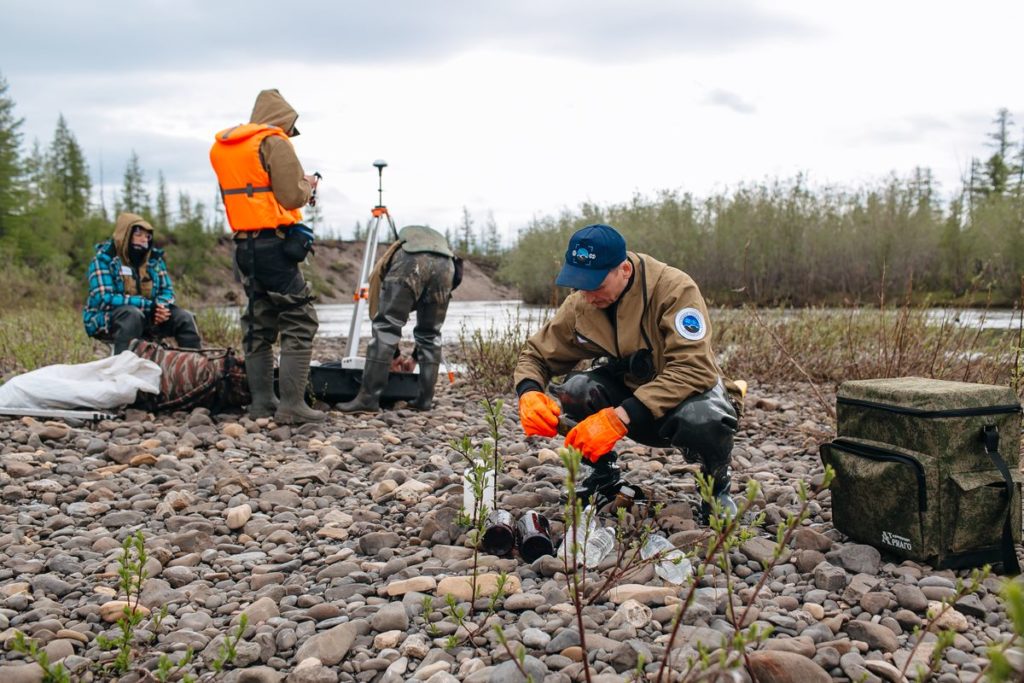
[641,533,692,585]
[557,506,615,568]
[462,461,495,522]
[583,526,616,569]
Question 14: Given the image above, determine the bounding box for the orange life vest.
[209,124,303,232]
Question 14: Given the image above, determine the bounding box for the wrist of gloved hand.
[564,407,627,462]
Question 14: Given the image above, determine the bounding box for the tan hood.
[113,212,154,263]
[249,89,300,136]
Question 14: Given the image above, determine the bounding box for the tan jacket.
[249,89,311,210]
[514,252,724,418]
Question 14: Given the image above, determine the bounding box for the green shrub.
[0,307,99,379]
[455,308,549,395]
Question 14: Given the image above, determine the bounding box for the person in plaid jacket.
[83,212,201,354]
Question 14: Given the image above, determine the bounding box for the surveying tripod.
[342,159,399,365]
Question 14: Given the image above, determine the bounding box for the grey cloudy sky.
[1,0,1021,240]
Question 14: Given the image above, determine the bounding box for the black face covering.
[128,244,149,267]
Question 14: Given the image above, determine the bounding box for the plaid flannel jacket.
[82,239,176,338]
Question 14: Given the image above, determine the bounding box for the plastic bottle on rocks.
[462,461,495,522]
[557,506,615,568]
[641,533,692,585]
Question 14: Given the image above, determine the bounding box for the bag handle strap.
[982,425,1021,575]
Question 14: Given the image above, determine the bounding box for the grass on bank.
[714,305,1021,391]
[0,306,242,381]
[455,302,1024,400]
[0,259,242,381]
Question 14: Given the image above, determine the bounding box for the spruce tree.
[0,73,24,242]
[155,171,170,229]
[980,108,1016,197]
[117,151,150,216]
[481,210,501,257]
[47,114,91,223]
[459,205,475,254]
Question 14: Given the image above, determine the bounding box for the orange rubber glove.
[518,391,561,437]
[564,407,628,462]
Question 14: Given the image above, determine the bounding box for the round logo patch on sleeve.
[674,308,706,341]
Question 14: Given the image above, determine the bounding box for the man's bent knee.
[659,381,737,471]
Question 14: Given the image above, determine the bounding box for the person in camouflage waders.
[339,225,458,413]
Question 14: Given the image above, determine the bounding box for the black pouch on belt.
[282,224,315,263]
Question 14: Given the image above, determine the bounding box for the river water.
[312,302,1023,339]
[313,300,552,340]
[218,301,1020,341]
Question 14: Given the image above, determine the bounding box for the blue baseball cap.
[555,224,628,291]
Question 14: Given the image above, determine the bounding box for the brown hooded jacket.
[249,89,312,210]
[113,212,155,297]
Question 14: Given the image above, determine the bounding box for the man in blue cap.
[513,224,743,520]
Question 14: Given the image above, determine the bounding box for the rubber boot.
[699,468,738,524]
[337,358,390,413]
[410,362,440,411]
[245,348,278,419]
[274,349,325,424]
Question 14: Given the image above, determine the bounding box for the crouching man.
[513,224,743,520]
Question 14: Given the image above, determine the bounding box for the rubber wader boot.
[699,468,738,524]
[245,348,278,419]
[274,349,325,424]
[570,451,622,507]
[410,362,440,411]
[337,358,390,413]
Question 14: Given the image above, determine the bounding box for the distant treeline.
[1,70,1021,309]
[501,111,1024,307]
[0,74,224,310]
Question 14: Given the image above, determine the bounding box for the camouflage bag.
[819,377,1022,572]
[129,340,250,413]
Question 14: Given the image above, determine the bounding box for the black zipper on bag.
[831,438,928,512]
[837,396,1022,418]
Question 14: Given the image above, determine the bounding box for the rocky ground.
[0,372,1020,683]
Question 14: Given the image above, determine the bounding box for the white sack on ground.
[0,351,161,409]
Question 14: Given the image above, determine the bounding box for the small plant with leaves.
[982,578,1024,682]
[154,647,196,683]
[891,567,989,682]
[211,613,248,673]
[8,630,72,683]
[552,434,839,682]
[95,530,152,675]
[420,595,442,637]
[443,398,512,649]
[493,623,537,683]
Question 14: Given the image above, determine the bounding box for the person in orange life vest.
[209,89,323,424]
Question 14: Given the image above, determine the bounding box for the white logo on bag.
[881,531,912,551]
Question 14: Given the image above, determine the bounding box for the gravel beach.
[0,371,1020,682]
